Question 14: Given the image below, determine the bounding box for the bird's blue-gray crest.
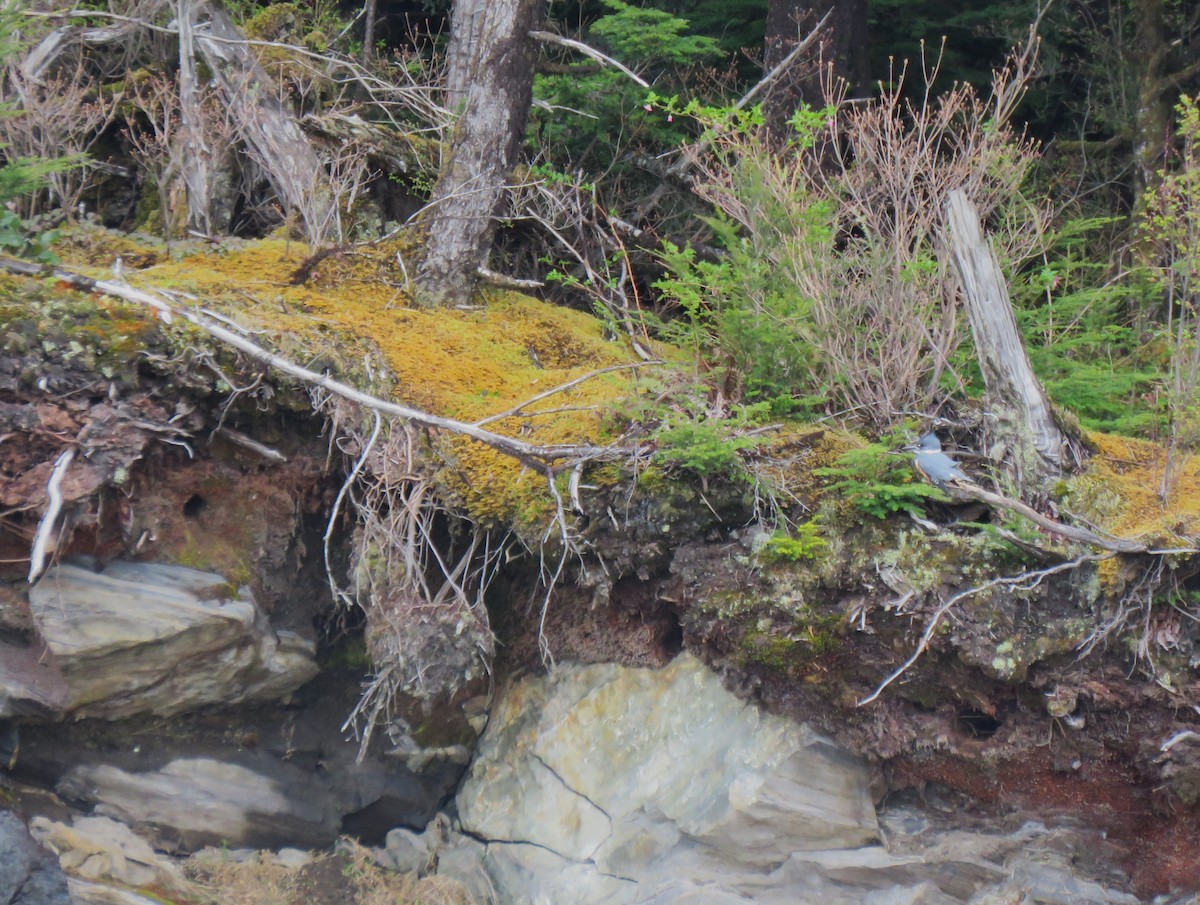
[906,432,969,487]
[916,433,941,452]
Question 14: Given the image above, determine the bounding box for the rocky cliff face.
[4,236,1200,903]
[388,655,1147,905]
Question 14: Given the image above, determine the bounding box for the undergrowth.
[815,430,948,521]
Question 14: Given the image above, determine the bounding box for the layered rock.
[22,559,317,719]
[55,757,342,852]
[444,654,1145,904]
[11,659,475,852]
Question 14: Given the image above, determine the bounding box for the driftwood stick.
[0,258,618,469]
[28,448,75,584]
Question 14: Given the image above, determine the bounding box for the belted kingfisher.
[906,433,970,488]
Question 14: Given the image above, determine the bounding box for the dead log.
[944,189,1070,482]
[192,0,333,239]
[176,0,212,234]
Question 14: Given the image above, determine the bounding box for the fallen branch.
[858,553,1108,706]
[0,257,623,471]
[28,448,75,584]
[949,481,1146,553]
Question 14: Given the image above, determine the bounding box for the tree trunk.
[177,0,212,235]
[193,0,332,240]
[944,190,1068,484]
[362,0,378,63]
[414,0,542,308]
[1129,0,1173,215]
[763,0,869,138]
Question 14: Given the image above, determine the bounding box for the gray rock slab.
[459,653,879,869]
[0,810,70,905]
[0,638,67,719]
[27,560,317,719]
[57,756,341,851]
[450,654,1147,905]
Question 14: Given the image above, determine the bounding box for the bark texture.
[414,0,542,308]
[944,190,1067,481]
[763,0,868,138]
[193,0,331,237]
[177,0,212,235]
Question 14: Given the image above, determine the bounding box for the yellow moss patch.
[53,227,165,270]
[56,236,653,531]
[752,425,860,507]
[1071,432,1200,541]
[1067,432,1200,588]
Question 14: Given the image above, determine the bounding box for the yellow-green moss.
[51,235,650,535]
[1063,431,1200,589]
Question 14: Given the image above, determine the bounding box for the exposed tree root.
[27,448,75,584]
[858,553,1111,706]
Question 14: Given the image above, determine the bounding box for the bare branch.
[664,10,831,181]
[473,361,661,428]
[0,257,620,470]
[529,30,650,89]
[948,481,1147,553]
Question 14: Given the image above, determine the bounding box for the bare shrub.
[686,39,1050,427]
[0,60,117,219]
[307,139,378,245]
[509,166,654,359]
[125,73,183,238]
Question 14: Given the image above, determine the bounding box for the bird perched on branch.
[906,433,971,489]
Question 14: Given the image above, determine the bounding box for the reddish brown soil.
[890,747,1200,897]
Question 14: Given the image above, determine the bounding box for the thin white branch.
[28,448,76,584]
[324,409,381,607]
[473,361,660,428]
[529,30,650,89]
[215,426,287,462]
[858,554,1106,706]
